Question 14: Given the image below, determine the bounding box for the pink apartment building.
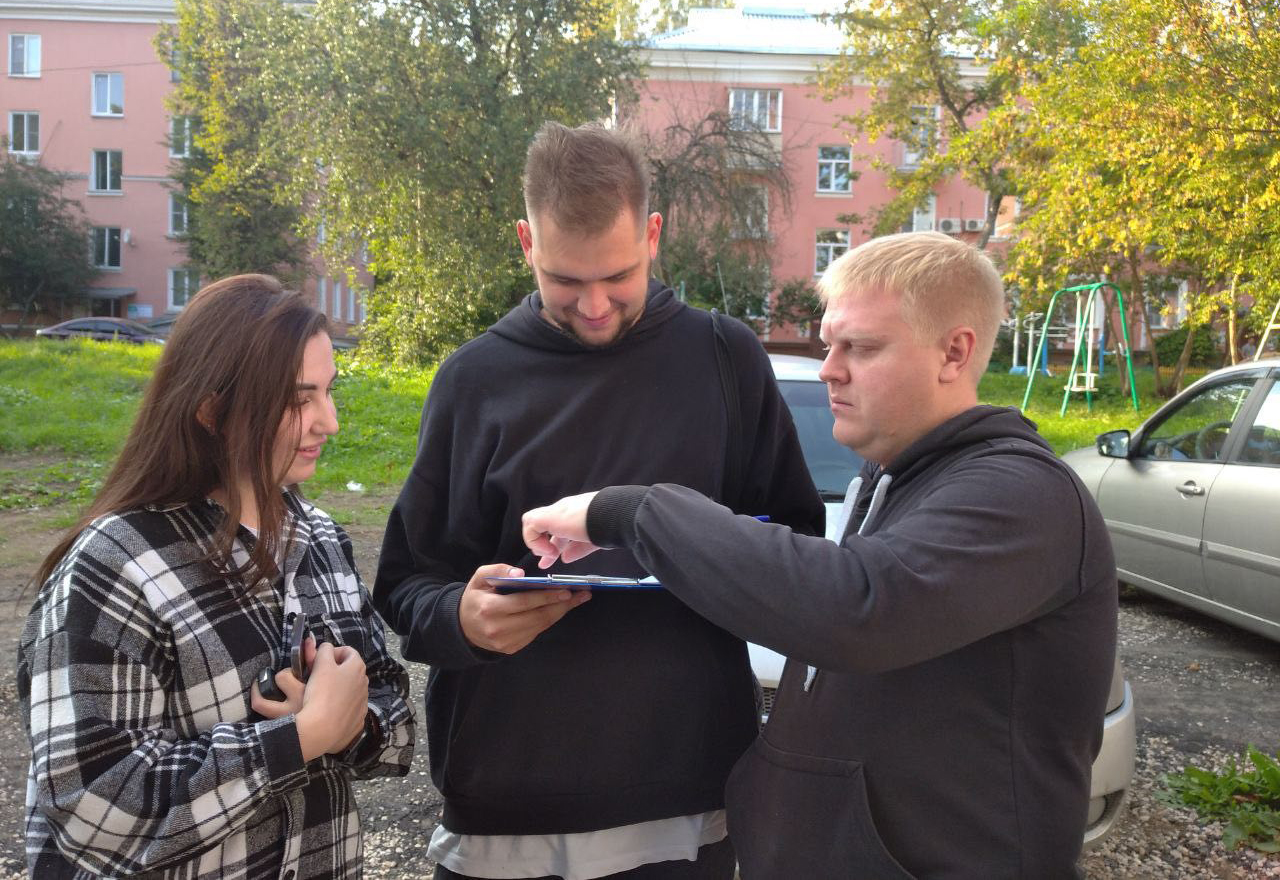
[630,5,1001,347]
[1,0,363,337]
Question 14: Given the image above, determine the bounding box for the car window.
[1238,380,1280,466]
[1137,378,1256,462]
[121,320,154,335]
[777,379,862,498]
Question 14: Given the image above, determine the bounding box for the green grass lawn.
[0,338,1192,516]
[0,339,433,518]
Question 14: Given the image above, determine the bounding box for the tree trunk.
[1226,272,1240,365]
[1171,324,1197,395]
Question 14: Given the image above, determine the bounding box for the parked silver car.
[760,353,1135,847]
[1063,358,1280,643]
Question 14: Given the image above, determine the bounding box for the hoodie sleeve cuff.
[586,486,649,549]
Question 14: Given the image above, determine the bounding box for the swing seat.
[1067,372,1098,392]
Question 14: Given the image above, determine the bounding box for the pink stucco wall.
[627,74,994,342]
[2,8,363,335]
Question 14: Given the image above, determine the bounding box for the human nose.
[316,394,339,438]
[818,348,844,385]
[578,285,611,319]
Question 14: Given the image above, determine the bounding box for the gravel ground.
[0,494,1276,878]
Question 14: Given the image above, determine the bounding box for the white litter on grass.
[346,481,365,493]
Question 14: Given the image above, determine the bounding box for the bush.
[1154,324,1220,366]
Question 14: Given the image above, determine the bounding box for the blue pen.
[753,515,770,522]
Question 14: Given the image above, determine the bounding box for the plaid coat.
[18,492,415,879]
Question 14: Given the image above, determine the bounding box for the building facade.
[1,0,363,337]
[629,5,999,345]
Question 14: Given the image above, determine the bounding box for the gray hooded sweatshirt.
[587,405,1118,879]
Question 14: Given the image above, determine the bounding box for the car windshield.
[778,379,862,500]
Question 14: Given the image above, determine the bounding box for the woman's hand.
[250,636,317,719]
[293,642,369,761]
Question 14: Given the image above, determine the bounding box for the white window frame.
[900,194,937,233]
[816,145,852,193]
[733,186,770,240]
[359,291,367,323]
[316,277,327,315]
[8,111,38,154]
[169,116,191,158]
[168,267,198,310]
[92,72,124,117]
[729,88,782,133]
[348,287,356,324]
[9,34,40,77]
[90,149,122,193]
[902,105,939,167]
[814,229,850,276]
[333,280,343,321]
[91,227,122,269]
[168,193,188,235]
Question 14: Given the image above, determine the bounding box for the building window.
[8,111,38,154]
[333,280,343,321]
[169,193,188,235]
[817,146,852,193]
[316,277,327,314]
[729,88,781,133]
[92,73,124,116]
[901,105,937,168]
[734,186,769,239]
[9,34,40,77]
[169,47,181,83]
[348,287,356,324]
[815,229,850,275]
[92,227,122,269]
[169,268,199,309]
[359,291,367,323]
[899,194,937,233]
[169,116,192,158]
[91,150,122,192]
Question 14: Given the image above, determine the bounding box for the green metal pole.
[1104,282,1141,413]
[1021,288,1067,411]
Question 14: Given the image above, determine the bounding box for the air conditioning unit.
[963,219,983,232]
[936,217,963,234]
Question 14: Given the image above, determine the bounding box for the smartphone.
[289,611,308,683]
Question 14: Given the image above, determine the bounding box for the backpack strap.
[710,309,745,507]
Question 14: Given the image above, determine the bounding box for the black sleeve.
[723,318,826,537]
[371,359,503,669]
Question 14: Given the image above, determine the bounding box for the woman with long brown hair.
[18,274,414,879]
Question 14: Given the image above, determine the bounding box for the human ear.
[939,326,977,383]
[196,395,218,434]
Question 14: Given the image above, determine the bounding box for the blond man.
[523,232,1118,879]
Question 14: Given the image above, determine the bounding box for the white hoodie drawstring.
[804,472,893,692]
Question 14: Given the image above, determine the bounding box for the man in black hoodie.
[523,231,1119,879]
[373,121,824,880]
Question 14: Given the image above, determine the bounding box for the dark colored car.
[35,318,165,344]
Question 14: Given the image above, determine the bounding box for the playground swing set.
[1015,282,1141,416]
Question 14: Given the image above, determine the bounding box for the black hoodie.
[373,280,825,835]
[588,406,1118,879]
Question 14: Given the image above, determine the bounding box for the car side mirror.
[1096,429,1131,458]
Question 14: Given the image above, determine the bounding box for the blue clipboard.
[488,574,663,593]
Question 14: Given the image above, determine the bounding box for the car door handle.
[1176,481,1206,496]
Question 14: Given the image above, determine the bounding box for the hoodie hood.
[487,278,685,353]
[848,406,1050,528]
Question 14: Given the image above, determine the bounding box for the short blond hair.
[817,231,1005,374]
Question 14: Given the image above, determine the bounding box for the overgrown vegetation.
[1161,746,1280,854]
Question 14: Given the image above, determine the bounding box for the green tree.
[0,152,95,330]
[818,0,1088,247]
[160,0,307,282]
[644,109,792,325]
[255,0,638,364]
[1007,0,1280,394]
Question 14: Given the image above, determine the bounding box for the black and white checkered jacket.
[18,491,415,879]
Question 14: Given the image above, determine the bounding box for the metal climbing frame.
[1020,282,1140,415]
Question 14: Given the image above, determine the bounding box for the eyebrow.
[296,370,339,392]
